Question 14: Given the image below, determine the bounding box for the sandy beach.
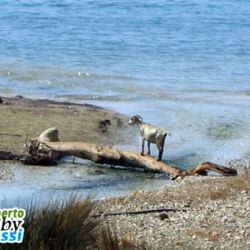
[0,95,136,153]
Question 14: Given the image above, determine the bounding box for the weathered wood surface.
[42,141,183,177]
[29,139,237,178]
[193,162,238,176]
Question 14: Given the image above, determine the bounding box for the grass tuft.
[0,196,140,250]
[0,197,97,250]
[97,227,138,250]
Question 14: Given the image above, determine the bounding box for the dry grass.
[98,227,138,250]
[186,229,221,241]
[0,197,97,250]
[0,197,140,250]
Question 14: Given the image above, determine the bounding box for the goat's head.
[129,115,143,125]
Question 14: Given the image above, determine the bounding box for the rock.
[159,213,169,220]
[99,119,112,132]
[15,95,23,99]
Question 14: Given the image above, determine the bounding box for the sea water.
[0,0,250,203]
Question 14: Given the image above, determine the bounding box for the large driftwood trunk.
[0,128,238,179]
[25,140,237,179]
[40,141,184,177]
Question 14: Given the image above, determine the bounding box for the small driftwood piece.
[103,208,186,217]
[0,128,238,179]
[193,162,238,176]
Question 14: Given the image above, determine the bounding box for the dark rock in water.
[0,97,2,104]
[99,119,112,132]
[15,95,23,99]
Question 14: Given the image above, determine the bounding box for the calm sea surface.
[1,0,250,203]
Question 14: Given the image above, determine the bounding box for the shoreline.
[0,95,171,203]
[0,95,136,153]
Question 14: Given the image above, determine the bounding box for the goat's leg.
[141,138,145,156]
[157,135,166,161]
[157,146,163,161]
[147,141,151,155]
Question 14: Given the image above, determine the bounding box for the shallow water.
[1,0,250,202]
[0,160,170,207]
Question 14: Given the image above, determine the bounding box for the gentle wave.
[0,62,143,84]
[0,62,245,102]
[55,94,137,102]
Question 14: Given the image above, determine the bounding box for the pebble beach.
[95,174,250,249]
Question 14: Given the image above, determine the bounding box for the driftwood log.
[0,128,237,179]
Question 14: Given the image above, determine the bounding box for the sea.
[0,0,250,204]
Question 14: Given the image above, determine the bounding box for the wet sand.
[0,95,136,153]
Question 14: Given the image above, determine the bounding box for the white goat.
[129,115,170,161]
